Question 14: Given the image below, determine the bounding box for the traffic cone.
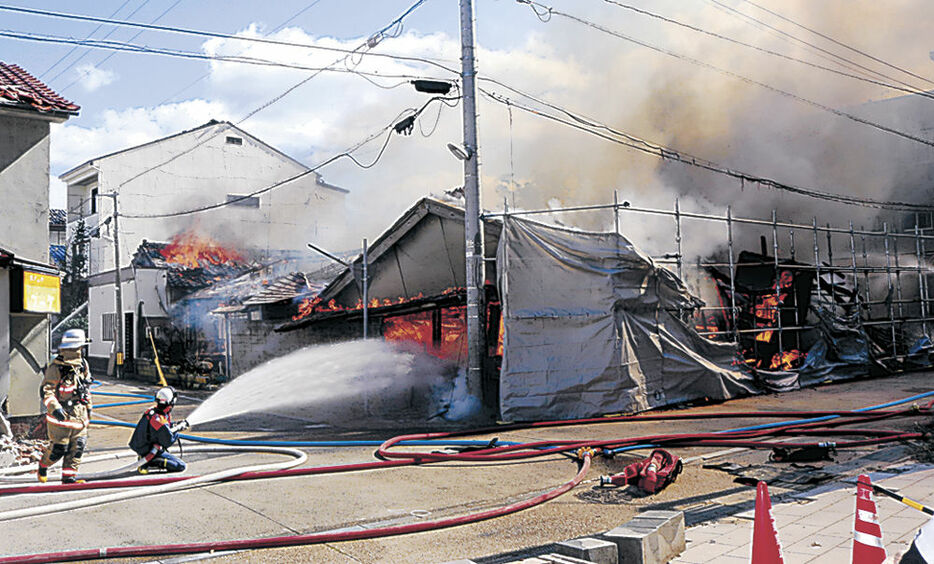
[752,481,785,564]
[852,474,886,564]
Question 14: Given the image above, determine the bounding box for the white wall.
[88,269,168,362]
[0,114,50,263]
[88,276,139,360]
[72,123,347,276]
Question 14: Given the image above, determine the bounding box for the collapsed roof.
[132,240,252,291]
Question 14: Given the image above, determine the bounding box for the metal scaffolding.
[486,197,934,369]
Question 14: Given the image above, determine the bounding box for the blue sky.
[3,0,932,246]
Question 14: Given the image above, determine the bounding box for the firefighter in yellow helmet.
[37,329,93,484]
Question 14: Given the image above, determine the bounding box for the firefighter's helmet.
[59,329,88,350]
[155,387,178,412]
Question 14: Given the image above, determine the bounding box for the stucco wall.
[0,113,50,262]
[8,314,48,418]
[71,123,348,276]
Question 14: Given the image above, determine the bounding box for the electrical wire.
[121,95,459,218]
[706,0,930,93]
[110,0,433,197]
[0,30,452,83]
[0,2,456,76]
[44,0,153,85]
[57,0,184,95]
[477,77,934,211]
[157,0,328,105]
[738,0,934,88]
[36,0,134,79]
[516,0,934,151]
[601,0,934,102]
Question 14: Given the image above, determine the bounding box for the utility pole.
[362,238,369,339]
[101,192,124,378]
[460,0,485,401]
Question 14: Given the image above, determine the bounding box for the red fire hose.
[0,453,592,564]
[0,405,928,562]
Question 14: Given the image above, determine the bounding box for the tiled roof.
[131,240,251,291]
[49,209,67,226]
[243,272,319,306]
[0,62,79,115]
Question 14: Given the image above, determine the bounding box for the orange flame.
[160,230,245,268]
[291,290,432,322]
[756,330,773,343]
[769,349,804,370]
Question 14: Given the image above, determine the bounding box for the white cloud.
[49,2,934,254]
[74,64,116,92]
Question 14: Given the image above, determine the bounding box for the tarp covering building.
[497,217,756,421]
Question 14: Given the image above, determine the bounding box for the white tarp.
[497,217,755,422]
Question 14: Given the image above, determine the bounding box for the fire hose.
[0,452,593,564]
[0,445,307,522]
[0,391,930,562]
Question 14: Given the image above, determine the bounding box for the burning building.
[85,230,252,379]
[274,198,503,406]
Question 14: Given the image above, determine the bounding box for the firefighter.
[37,329,93,484]
[129,386,189,474]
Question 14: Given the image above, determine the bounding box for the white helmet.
[155,387,178,411]
[59,329,87,350]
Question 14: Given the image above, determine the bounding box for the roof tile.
[0,62,79,115]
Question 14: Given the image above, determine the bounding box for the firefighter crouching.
[129,387,189,474]
[38,329,93,484]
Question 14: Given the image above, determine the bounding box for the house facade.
[60,120,349,373]
[60,120,349,276]
[0,62,78,427]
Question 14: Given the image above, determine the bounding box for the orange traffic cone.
[853,474,886,564]
[752,481,784,564]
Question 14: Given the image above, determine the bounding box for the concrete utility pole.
[101,192,124,378]
[459,0,485,401]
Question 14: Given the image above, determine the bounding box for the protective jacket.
[129,408,179,458]
[40,355,93,433]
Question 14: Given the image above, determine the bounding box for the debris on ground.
[0,435,47,468]
[910,418,934,463]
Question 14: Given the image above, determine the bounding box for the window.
[90,187,98,215]
[101,312,116,341]
[226,194,260,208]
[226,136,243,145]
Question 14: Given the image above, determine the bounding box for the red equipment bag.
[600,449,683,494]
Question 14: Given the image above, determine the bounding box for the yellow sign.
[22,270,61,314]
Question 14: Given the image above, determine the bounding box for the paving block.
[554,537,618,564]
[540,554,599,563]
[601,510,686,564]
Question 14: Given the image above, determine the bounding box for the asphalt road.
[1,371,931,563]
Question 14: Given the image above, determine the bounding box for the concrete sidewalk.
[673,466,934,563]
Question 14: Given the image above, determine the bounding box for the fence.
[487,194,934,370]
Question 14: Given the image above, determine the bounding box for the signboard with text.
[19,269,61,314]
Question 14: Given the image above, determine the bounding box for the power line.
[516,0,934,150]
[0,29,449,84]
[705,0,930,94]
[122,95,458,219]
[48,0,435,203]
[37,0,134,79]
[46,0,153,85]
[157,0,328,106]
[601,0,934,102]
[739,0,934,88]
[58,0,183,95]
[0,3,457,76]
[477,76,934,212]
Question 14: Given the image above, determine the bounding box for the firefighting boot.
[36,466,47,483]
